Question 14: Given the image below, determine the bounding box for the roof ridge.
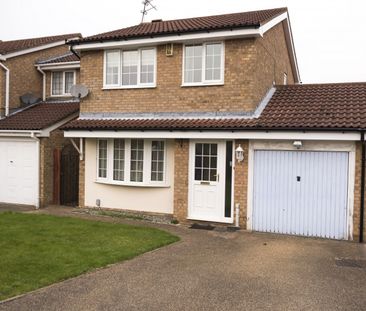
[275,82,366,88]
[142,7,287,25]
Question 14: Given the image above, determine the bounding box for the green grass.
[0,212,179,301]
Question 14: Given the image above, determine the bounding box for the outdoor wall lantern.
[235,144,244,162]
[293,140,303,149]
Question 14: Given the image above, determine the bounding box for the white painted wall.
[84,138,175,214]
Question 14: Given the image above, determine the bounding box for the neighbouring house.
[62,7,362,242]
[0,34,81,208]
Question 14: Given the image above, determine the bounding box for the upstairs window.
[183,42,224,86]
[51,71,75,96]
[104,48,156,88]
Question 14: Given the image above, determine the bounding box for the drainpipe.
[0,61,10,117]
[360,131,365,243]
[30,132,41,209]
[36,66,46,101]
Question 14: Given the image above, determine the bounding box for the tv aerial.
[141,0,157,23]
[70,84,89,99]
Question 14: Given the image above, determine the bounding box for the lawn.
[0,212,179,301]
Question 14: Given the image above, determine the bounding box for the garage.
[0,139,39,206]
[252,150,349,239]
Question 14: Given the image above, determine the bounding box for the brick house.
[60,7,364,242]
[0,34,81,207]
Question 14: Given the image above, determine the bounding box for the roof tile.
[71,8,286,44]
[0,33,81,55]
[63,83,366,131]
[0,101,80,131]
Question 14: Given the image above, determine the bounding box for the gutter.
[36,66,46,101]
[360,131,365,243]
[0,61,10,117]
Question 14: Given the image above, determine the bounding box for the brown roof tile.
[36,52,79,65]
[0,33,81,55]
[71,8,287,44]
[0,101,80,131]
[63,83,366,132]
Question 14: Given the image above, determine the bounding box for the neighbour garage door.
[252,150,349,239]
[0,140,38,206]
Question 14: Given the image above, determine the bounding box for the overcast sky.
[1,0,365,83]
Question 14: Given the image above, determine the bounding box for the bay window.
[104,48,156,88]
[97,139,166,185]
[183,42,224,85]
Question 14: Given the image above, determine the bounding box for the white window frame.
[182,42,225,87]
[50,70,76,97]
[103,47,157,89]
[96,138,168,187]
[97,139,108,180]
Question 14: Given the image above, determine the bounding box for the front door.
[188,141,229,223]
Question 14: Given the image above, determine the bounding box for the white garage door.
[252,150,349,239]
[0,139,38,206]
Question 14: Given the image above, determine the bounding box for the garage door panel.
[0,140,38,206]
[253,150,348,239]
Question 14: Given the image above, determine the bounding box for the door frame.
[188,139,234,223]
[247,140,356,240]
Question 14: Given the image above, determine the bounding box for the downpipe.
[360,131,365,243]
[36,66,46,101]
[30,132,41,209]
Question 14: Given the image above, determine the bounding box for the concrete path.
[1,206,366,310]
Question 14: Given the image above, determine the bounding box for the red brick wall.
[78,23,295,114]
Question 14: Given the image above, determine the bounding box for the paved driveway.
[1,207,366,311]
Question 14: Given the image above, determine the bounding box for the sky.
[1,0,366,84]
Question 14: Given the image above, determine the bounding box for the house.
[0,34,81,208]
[61,7,365,242]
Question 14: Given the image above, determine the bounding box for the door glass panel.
[194,143,218,182]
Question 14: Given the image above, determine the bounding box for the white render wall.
[84,138,175,214]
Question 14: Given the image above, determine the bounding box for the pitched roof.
[255,83,366,130]
[36,52,79,65]
[0,101,80,131]
[71,8,287,44]
[63,82,366,131]
[0,33,81,55]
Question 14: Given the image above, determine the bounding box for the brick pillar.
[233,140,249,229]
[78,153,85,208]
[173,139,189,222]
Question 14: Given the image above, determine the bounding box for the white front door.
[0,139,39,206]
[188,141,227,223]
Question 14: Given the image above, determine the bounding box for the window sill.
[95,179,170,188]
[50,94,73,97]
[102,85,156,90]
[181,82,224,87]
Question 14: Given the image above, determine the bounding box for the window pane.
[98,140,108,178]
[130,139,144,182]
[122,51,138,86]
[140,49,155,84]
[151,141,165,181]
[184,45,203,83]
[106,51,120,85]
[52,72,63,95]
[194,143,218,182]
[205,43,222,81]
[64,72,74,94]
[113,139,125,181]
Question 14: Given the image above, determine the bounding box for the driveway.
[1,207,366,311]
